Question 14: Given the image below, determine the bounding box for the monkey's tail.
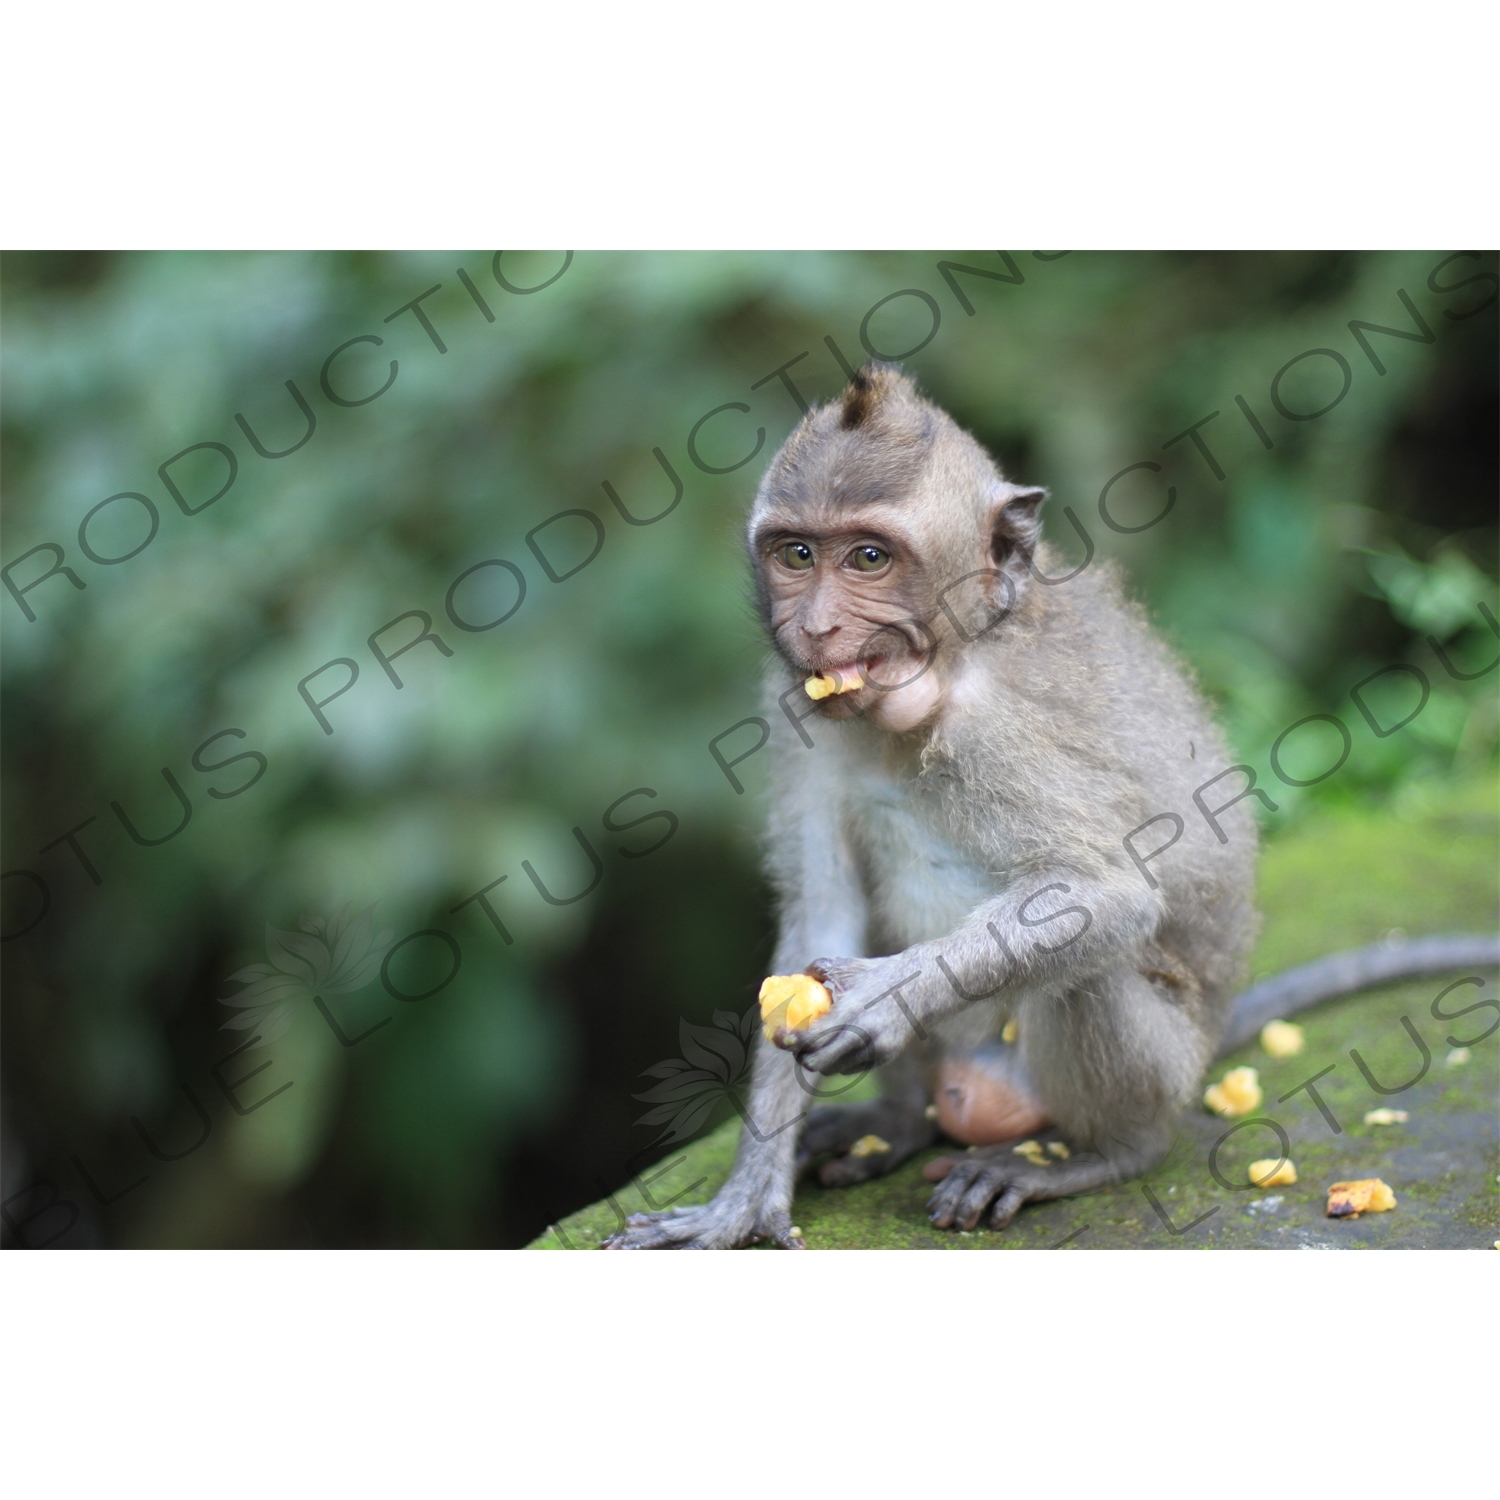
[1217,932,1500,1058]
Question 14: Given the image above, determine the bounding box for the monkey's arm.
[791,868,1158,1077]
[601,1039,813,1248]
[787,874,1181,1232]
[602,784,869,1249]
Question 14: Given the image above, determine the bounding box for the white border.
[3,1250,1494,1493]
[1,3,1495,247]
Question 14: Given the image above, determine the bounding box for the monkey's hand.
[924,1145,1122,1231]
[599,1193,804,1251]
[607,1029,811,1249]
[778,955,931,1074]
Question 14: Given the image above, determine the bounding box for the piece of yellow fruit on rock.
[1204,1066,1262,1118]
[1364,1108,1408,1126]
[804,666,864,700]
[848,1134,891,1158]
[1248,1157,1297,1187]
[1326,1178,1396,1218]
[758,973,832,1038]
[1259,1019,1305,1058]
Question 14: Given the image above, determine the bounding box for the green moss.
[1457,1153,1500,1232]
[534,777,1499,1250]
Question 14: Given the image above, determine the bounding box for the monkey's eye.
[778,542,815,571]
[851,545,890,572]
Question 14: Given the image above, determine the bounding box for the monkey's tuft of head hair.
[839,360,907,429]
[760,361,943,516]
[838,360,917,431]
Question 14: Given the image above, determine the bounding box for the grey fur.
[1218,933,1500,1054]
[602,366,1425,1249]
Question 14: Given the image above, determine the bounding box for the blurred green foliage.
[2,251,1495,1247]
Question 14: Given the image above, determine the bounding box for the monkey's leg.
[926,967,1204,1232]
[795,1052,937,1187]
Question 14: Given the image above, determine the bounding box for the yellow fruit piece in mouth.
[1204,1066,1262,1117]
[805,666,864,700]
[758,973,832,1038]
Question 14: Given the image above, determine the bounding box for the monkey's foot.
[795,1098,938,1188]
[599,1197,804,1251]
[924,1145,1119,1231]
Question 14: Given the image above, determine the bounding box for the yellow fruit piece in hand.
[1259,1020,1305,1058]
[1248,1157,1297,1187]
[1001,1018,1019,1044]
[1203,1066,1262,1118]
[759,973,832,1038]
[805,666,864,700]
[1363,1108,1408,1126]
[1326,1178,1396,1218]
[848,1134,891,1157]
[1012,1139,1051,1167]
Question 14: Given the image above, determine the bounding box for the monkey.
[603,363,1498,1249]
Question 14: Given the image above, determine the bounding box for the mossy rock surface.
[533,781,1500,1250]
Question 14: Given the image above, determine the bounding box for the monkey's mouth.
[802,654,889,702]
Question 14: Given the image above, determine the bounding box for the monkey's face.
[753,516,947,733]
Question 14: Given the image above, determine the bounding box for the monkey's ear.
[988,485,1047,568]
